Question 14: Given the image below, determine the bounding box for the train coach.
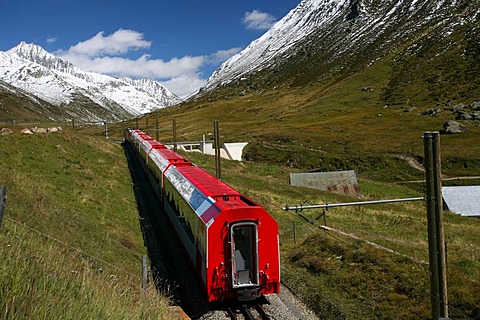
[124,129,280,302]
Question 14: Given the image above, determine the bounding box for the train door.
[230,222,259,288]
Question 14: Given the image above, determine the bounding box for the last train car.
[125,129,280,302]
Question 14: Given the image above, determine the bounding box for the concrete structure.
[169,137,248,161]
[290,170,360,196]
[442,186,480,217]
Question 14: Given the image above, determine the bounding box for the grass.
[0,221,173,319]
[0,128,174,319]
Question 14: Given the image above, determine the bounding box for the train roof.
[156,148,189,162]
[178,166,238,198]
[139,133,154,140]
[145,140,167,149]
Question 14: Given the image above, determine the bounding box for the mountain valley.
[1,1,480,319]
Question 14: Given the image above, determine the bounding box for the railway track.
[226,302,270,320]
[124,142,215,318]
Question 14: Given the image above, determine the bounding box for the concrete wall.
[175,141,248,161]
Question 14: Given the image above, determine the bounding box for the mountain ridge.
[0,42,181,121]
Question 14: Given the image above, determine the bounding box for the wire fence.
[2,214,141,283]
[0,119,134,142]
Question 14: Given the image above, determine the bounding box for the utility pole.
[155,113,159,141]
[104,121,108,139]
[214,120,221,180]
[423,131,448,320]
[172,118,177,152]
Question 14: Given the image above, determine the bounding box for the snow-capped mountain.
[0,42,181,121]
[203,0,480,91]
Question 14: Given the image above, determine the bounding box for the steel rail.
[240,304,255,320]
[226,306,238,320]
[255,303,270,320]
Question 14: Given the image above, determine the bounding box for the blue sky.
[0,0,300,97]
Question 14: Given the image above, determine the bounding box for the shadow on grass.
[122,141,219,319]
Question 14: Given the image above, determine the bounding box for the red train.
[125,129,280,302]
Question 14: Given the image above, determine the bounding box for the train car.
[125,129,280,302]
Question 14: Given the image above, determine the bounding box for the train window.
[230,223,259,288]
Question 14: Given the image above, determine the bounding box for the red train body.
[125,129,280,302]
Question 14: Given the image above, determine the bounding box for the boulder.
[452,103,465,112]
[455,111,473,120]
[32,127,48,133]
[443,120,467,134]
[471,101,480,110]
[0,128,13,135]
[422,108,441,116]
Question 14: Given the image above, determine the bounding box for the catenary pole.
[155,113,159,141]
[214,120,221,180]
[173,118,177,152]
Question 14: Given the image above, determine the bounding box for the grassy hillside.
[0,81,60,122]
[0,128,174,319]
[147,53,480,181]
[0,122,478,319]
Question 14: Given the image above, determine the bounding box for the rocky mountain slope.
[202,0,480,108]
[0,42,181,121]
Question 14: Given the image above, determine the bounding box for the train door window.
[230,222,258,287]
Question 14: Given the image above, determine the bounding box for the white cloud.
[59,52,205,79]
[242,10,277,30]
[55,29,240,98]
[207,47,242,64]
[46,36,57,43]
[161,75,206,99]
[67,29,151,57]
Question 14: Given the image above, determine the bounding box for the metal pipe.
[283,197,424,211]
